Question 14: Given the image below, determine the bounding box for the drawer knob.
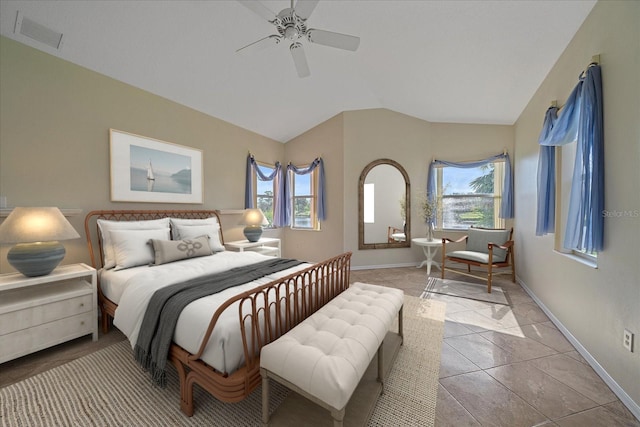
[81,321,85,325]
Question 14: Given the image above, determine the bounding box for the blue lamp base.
[243,226,263,243]
[7,241,66,277]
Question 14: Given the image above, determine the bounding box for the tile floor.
[1,267,638,427]
[350,267,640,427]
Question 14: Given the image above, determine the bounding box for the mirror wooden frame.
[358,159,411,249]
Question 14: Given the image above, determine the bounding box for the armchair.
[441,227,515,293]
[387,226,406,243]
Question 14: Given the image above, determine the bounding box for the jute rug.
[421,276,509,305]
[0,295,445,427]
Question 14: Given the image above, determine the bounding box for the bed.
[84,209,352,416]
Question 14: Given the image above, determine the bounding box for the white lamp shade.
[240,208,269,227]
[0,207,80,244]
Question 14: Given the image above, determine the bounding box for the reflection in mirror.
[358,159,410,249]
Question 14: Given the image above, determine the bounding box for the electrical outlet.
[623,329,634,352]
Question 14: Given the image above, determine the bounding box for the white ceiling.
[0,0,596,143]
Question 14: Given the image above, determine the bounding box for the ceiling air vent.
[14,11,64,50]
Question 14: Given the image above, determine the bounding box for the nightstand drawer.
[0,293,93,335]
[0,311,95,363]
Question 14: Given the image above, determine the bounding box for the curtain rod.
[551,54,600,108]
[580,54,600,79]
[431,150,508,165]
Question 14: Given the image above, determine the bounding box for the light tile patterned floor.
[1,266,638,427]
[350,267,640,427]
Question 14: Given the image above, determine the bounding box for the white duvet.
[101,251,310,374]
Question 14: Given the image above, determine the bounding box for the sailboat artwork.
[111,130,202,203]
[129,144,193,194]
[146,160,155,181]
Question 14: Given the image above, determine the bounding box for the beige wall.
[0,36,284,272]
[514,0,640,409]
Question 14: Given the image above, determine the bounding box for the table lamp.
[240,208,268,242]
[0,207,81,277]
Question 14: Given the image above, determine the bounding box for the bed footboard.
[171,251,352,416]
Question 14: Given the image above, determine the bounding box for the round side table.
[412,238,443,275]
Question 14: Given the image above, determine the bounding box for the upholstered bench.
[260,282,404,427]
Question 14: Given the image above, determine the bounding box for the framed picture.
[109,129,203,203]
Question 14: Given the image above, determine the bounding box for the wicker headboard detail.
[84,209,224,269]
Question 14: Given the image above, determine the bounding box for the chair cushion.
[447,250,491,264]
[465,228,510,262]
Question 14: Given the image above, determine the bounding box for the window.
[291,167,319,230]
[253,162,275,227]
[557,144,597,261]
[435,161,505,230]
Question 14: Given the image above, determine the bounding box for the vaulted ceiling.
[0,1,596,142]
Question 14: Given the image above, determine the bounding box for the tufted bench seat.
[260,282,404,427]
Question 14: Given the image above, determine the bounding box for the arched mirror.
[358,159,410,249]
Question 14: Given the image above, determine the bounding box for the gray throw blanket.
[134,257,304,386]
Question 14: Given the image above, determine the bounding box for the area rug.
[421,276,509,305]
[0,295,445,427]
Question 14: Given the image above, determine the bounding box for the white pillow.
[97,218,171,269]
[173,223,225,252]
[170,217,218,229]
[170,217,218,238]
[110,228,170,270]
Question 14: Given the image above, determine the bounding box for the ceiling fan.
[236,0,360,78]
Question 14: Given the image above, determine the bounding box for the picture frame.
[109,129,203,204]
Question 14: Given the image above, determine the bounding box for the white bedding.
[100,251,311,374]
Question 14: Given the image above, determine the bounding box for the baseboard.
[517,276,640,421]
[351,262,418,271]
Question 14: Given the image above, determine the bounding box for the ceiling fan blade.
[290,43,310,78]
[307,29,360,51]
[236,0,277,23]
[294,0,320,20]
[236,35,282,55]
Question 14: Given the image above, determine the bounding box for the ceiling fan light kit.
[237,0,360,78]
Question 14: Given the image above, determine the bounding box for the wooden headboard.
[84,209,223,269]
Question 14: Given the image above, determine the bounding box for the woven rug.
[0,295,445,427]
[421,276,509,305]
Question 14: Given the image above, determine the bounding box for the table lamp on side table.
[240,208,269,242]
[0,207,81,277]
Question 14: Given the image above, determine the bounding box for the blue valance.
[426,153,514,223]
[536,65,604,252]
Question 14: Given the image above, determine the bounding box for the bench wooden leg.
[398,305,404,343]
[331,408,345,427]
[377,342,385,394]
[261,368,270,426]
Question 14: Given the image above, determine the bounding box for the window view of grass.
[439,163,503,229]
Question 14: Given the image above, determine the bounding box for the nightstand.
[0,263,98,363]
[225,237,281,258]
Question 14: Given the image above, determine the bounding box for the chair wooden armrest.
[442,235,467,253]
[442,236,468,244]
[489,240,514,251]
